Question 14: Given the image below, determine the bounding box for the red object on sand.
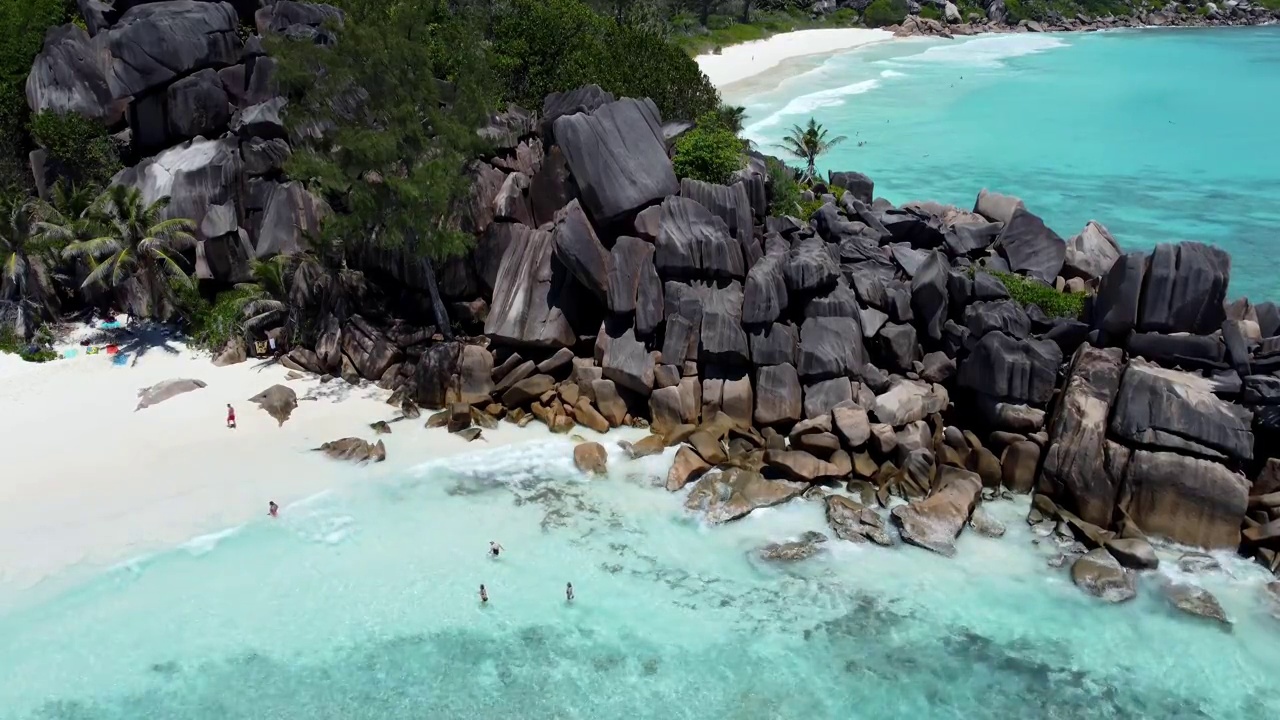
[105,344,119,355]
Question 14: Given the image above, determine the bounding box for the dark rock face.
[552,97,677,223]
[552,200,612,302]
[484,226,577,349]
[1127,332,1224,371]
[797,317,866,380]
[107,1,243,100]
[26,25,121,124]
[699,282,749,366]
[755,363,802,426]
[1109,360,1254,461]
[750,323,797,366]
[607,236,656,315]
[601,325,655,396]
[1118,449,1249,549]
[876,323,917,373]
[828,171,873,205]
[1136,242,1230,335]
[540,84,614,143]
[784,238,839,293]
[341,315,401,381]
[743,254,788,326]
[958,331,1062,405]
[1091,251,1146,341]
[654,196,745,280]
[680,178,753,244]
[1039,345,1126,528]
[964,299,1031,339]
[995,207,1066,283]
[910,251,949,342]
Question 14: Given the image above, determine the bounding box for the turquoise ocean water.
[732,27,1280,301]
[2,436,1279,719]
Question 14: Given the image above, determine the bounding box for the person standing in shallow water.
[489,541,503,558]
[479,584,488,603]
[268,501,278,518]
[566,582,574,602]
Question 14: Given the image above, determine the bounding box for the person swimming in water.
[489,541,504,558]
[268,501,279,518]
[479,584,488,603]
[566,582,574,602]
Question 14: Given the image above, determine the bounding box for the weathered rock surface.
[249,384,298,426]
[1118,449,1248,549]
[1070,549,1137,603]
[573,442,608,475]
[1063,221,1120,280]
[684,468,806,524]
[890,466,982,557]
[552,98,677,223]
[316,437,386,463]
[1110,360,1254,461]
[757,531,827,562]
[1164,583,1230,625]
[995,207,1065,283]
[134,378,207,410]
[666,445,711,491]
[484,226,578,348]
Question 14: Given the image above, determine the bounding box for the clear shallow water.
[734,27,1280,301]
[2,438,1279,719]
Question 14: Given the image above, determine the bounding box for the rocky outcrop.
[573,442,608,474]
[316,437,386,463]
[684,467,806,524]
[1070,549,1137,603]
[890,466,982,557]
[484,226,578,348]
[135,378,207,409]
[249,384,298,426]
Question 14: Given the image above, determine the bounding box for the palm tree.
[62,185,196,319]
[777,117,848,184]
[235,255,291,336]
[35,182,108,306]
[1,196,60,337]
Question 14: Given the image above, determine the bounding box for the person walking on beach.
[268,501,279,518]
[566,582,574,602]
[489,541,504,559]
[479,584,489,603]
[226,403,236,429]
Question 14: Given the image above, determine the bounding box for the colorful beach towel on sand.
[62,349,78,359]
[112,353,129,366]
[100,321,122,329]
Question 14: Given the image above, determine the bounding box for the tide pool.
[732,27,1280,301]
[2,438,1278,719]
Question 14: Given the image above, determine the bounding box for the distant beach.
[695,28,894,92]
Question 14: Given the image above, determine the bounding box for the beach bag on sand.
[86,346,99,355]
[105,344,119,355]
[255,341,269,356]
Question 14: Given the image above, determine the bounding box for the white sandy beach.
[0,325,629,596]
[695,28,894,88]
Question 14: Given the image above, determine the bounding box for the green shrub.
[172,282,259,351]
[0,0,74,191]
[918,5,942,20]
[0,325,57,362]
[796,198,825,222]
[29,111,120,189]
[490,0,720,122]
[863,0,909,27]
[990,270,1086,319]
[672,115,744,185]
[766,157,804,218]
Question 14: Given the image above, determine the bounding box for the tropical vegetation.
[672,113,746,185]
[777,117,847,183]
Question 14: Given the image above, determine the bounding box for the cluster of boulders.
[26,1,336,303]
[830,0,1280,38]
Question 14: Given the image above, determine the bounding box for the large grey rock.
[876,323,917,373]
[1070,549,1137,603]
[743,254,788,326]
[995,207,1066,283]
[552,97,677,223]
[804,378,853,420]
[958,331,1062,405]
[784,238,839,293]
[164,68,230,141]
[680,178,752,244]
[872,379,947,427]
[803,280,859,320]
[910,250,949,342]
[1110,359,1254,461]
[256,181,328,258]
[1136,242,1230,335]
[973,188,1025,225]
[684,468,806,524]
[255,0,345,34]
[797,317,866,380]
[1091,251,1147,341]
[484,226,578,348]
[552,199,611,302]
[26,24,122,125]
[699,282,749,366]
[341,316,401,381]
[1118,449,1248,549]
[1063,221,1120,280]
[750,322,798,366]
[540,84,614,144]
[241,137,291,176]
[249,384,298,426]
[890,466,982,557]
[230,96,286,139]
[654,196,745,280]
[135,378,207,410]
[107,1,242,99]
[112,138,243,245]
[828,171,873,205]
[601,325,655,396]
[754,364,802,426]
[964,300,1031,339]
[607,236,657,316]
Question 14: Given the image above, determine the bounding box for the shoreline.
[697,15,1277,91]
[0,324,637,601]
